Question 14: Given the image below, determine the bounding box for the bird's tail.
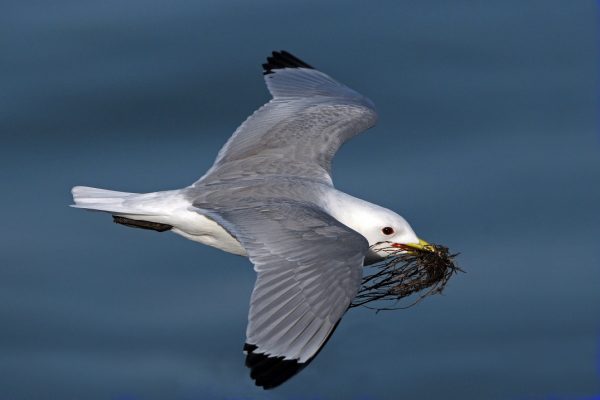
[70,186,178,231]
[71,186,143,214]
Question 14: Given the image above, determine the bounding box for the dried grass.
[350,243,462,312]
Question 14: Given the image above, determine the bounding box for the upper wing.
[197,51,378,186]
[195,200,368,389]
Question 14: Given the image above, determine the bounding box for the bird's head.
[326,194,433,265]
[354,207,433,265]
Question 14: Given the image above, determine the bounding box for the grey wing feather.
[194,201,368,363]
[196,59,378,185]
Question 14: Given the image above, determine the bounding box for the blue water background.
[1,1,599,399]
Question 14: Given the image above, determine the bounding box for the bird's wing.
[196,51,378,186]
[194,200,368,389]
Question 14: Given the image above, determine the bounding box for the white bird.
[71,50,431,389]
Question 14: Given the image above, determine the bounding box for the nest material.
[350,243,462,311]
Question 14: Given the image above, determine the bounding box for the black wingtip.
[242,320,343,389]
[243,343,307,389]
[262,50,314,75]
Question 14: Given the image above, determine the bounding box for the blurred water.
[1,1,599,399]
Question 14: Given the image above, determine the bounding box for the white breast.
[125,190,247,256]
[169,208,247,256]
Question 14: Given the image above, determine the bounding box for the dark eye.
[382,227,394,235]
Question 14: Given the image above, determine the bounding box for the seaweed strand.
[350,243,462,312]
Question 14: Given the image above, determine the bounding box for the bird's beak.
[391,238,434,252]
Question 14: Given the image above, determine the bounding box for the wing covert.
[196,51,378,186]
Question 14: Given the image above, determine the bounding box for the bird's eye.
[382,227,394,235]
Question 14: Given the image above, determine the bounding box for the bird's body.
[72,51,430,389]
[73,179,413,261]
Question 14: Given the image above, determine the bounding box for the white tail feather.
[71,186,147,214]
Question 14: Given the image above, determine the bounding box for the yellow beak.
[391,238,434,252]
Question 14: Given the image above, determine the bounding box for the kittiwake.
[71,50,433,389]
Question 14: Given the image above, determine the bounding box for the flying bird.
[71,50,433,389]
